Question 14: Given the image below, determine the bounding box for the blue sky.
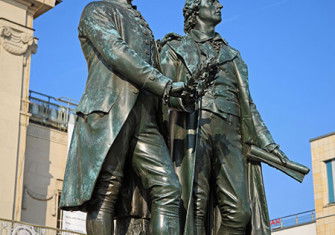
[31,0,335,219]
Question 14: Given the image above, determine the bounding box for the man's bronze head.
[183,0,223,33]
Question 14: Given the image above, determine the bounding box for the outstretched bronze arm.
[246,145,310,183]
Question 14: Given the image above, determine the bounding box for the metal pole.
[295,215,299,225]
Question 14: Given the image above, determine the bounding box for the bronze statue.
[59,0,310,234]
[159,0,309,234]
[60,0,193,234]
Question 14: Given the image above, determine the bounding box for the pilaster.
[0,16,37,220]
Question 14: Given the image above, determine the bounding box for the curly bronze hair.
[183,0,201,33]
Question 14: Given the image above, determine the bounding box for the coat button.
[149,76,155,81]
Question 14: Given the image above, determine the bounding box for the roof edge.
[310,132,335,142]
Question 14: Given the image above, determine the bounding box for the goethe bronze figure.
[60,0,309,234]
[60,0,193,234]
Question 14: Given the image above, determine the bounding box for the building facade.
[311,132,335,234]
[272,223,316,235]
[0,0,61,222]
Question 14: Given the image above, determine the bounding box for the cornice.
[26,0,58,18]
[310,132,335,142]
[2,0,60,18]
[12,0,33,7]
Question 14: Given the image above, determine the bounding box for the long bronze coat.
[60,0,170,210]
[159,33,276,235]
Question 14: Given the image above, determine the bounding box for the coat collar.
[188,29,237,65]
[167,32,238,75]
[189,29,228,45]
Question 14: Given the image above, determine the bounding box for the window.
[326,159,335,203]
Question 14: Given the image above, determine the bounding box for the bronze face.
[198,0,223,26]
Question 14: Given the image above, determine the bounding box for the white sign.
[62,115,87,234]
[62,211,87,234]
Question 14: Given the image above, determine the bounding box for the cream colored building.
[0,0,62,225]
[311,132,335,235]
[272,223,316,235]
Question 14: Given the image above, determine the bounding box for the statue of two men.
[60,0,309,234]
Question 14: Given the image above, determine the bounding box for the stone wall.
[311,133,335,234]
[21,123,68,227]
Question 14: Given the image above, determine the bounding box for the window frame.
[325,159,335,204]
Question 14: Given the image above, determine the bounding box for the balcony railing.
[0,218,85,235]
[270,209,316,231]
[28,91,77,131]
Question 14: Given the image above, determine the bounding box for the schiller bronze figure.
[159,0,309,234]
